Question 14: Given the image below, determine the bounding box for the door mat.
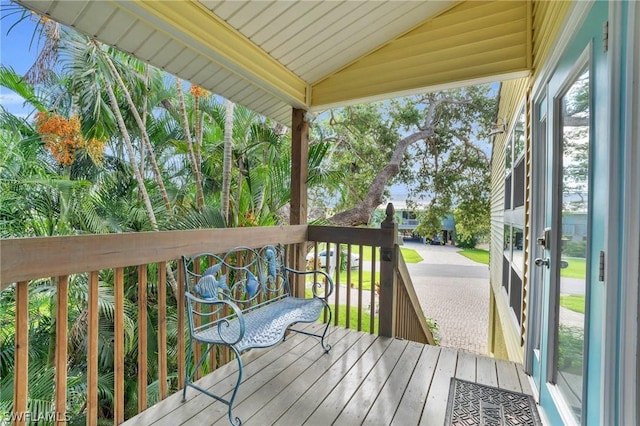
[444,378,542,426]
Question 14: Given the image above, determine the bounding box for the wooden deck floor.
[124,323,534,426]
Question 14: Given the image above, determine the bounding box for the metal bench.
[181,245,333,425]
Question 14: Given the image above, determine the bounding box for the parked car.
[306,249,360,269]
[428,235,445,245]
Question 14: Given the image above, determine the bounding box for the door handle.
[534,257,549,267]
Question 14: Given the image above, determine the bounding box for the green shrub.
[562,239,587,257]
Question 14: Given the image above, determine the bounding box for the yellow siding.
[489,77,529,362]
[532,0,572,77]
[311,0,530,108]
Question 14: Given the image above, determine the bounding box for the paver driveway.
[403,241,490,355]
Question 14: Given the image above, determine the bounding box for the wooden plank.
[331,338,409,425]
[177,261,185,390]
[114,268,125,425]
[273,332,383,426]
[299,336,395,425]
[363,341,424,424]
[243,329,364,425]
[396,255,434,344]
[157,262,168,400]
[378,211,398,338]
[455,351,477,382]
[308,225,395,248]
[370,247,377,333]
[149,324,320,426]
[516,362,534,395]
[1,225,309,287]
[55,276,69,426]
[138,265,148,412]
[419,347,458,426]
[496,358,523,393]
[391,345,441,426]
[476,355,498,388]
[87,271,99,426]
[13,281,29,426]
[210,327,354,425]
[123,324,316,426]
[290,108,308,226]
[345,245,352,328]
[182,324,328,425]
[357,245,364,331]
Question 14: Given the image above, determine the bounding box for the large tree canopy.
[311,86,497,230]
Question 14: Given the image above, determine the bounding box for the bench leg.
[227,346,243,426]
[182,343,244,425]
[183,340,216,402]
[320,308,332,353]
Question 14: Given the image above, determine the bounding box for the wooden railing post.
[290,108,309,297]
[13,281,29,426]
[379,203,398,338]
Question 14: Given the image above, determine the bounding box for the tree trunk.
[95,41,172,215]
[221,99,234,225]
[327,99,455,226]
[103,77,158,230]
[176,79,205,210]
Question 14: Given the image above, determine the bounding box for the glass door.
[554,66,590,423]
[532,2,608,424]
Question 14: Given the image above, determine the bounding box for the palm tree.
[221,99,234,224]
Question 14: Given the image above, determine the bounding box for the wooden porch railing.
[0,218,432,425]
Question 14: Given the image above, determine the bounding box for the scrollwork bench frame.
[181,245,333,425]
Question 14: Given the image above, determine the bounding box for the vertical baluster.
[114,268,125,425]
[370,248,377,333]
[357,246,364,332]
[208,255,217,372]
[193,261,202,379]
[333,243,340,326]
[158,262,168,400]
[88,271,99,426]
[55,276,69,426]
[345,245,352,329]
[177,261,185,390]
[138,265,148,412]
[13,281,28,426]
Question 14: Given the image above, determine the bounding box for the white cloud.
[0,91,24,105]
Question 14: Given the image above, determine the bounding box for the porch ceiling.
[16,0,532,126]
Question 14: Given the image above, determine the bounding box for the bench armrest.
[185,292,246,345]
[284,267,334,300]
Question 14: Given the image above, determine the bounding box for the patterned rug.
[444,378,542,426]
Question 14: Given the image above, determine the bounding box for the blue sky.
[1,0,39,117]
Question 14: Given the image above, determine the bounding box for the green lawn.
[400,247,423,263]
[305,289,378,333]
[359,246,422,263]
[560,257,586,279]
[560,294,585,314]
[457,248,490,265]
[310,244,422,264]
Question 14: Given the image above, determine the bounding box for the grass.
[310,244,422,264]
[455,249,586,280]
[305,288,378,333]
[560,257,587,279]
[400,247,423,263]
[560,294,585,314]
[457,248,490,265]
[306,245,422,291]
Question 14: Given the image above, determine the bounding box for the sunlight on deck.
[124,324,533,425]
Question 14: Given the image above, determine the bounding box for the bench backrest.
[182,244,290,313]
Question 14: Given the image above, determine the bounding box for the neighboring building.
[377,199,455,244]
[488,2,639,424]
